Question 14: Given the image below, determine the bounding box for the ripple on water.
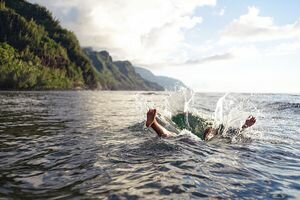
[0,91,300,199]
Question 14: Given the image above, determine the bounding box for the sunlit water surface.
[0,91,299,199]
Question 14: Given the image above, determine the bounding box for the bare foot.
[146,109,157,127]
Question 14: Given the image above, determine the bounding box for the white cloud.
[214,8,225,16]
[212,7,226,17]
[267,40,300,56]
[28,0,216,65]
[218,8,225,16]
[221,6,300,43]
[229,45,260,58]
[185,53,233,65]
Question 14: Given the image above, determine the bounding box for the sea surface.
[0,91,299,199]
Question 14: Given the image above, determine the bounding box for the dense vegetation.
[0,0,163,90]
[84,48,163,90]
[0,0,100,89]
[0,43,71,89]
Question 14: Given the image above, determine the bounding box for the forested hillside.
[0,0,99,89]
[0,0,163,91]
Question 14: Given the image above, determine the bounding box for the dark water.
[0,91,299,199]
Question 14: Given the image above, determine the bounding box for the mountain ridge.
[134,66,188,91]
[83,48,164,91]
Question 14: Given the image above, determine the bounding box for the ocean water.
[0,91,299,199]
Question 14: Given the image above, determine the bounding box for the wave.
[268,102,300,111]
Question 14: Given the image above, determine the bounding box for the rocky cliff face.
[84,48,164,91]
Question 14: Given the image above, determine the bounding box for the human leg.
[146,109,177,138]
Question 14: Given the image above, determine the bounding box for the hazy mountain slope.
[134,67,187,91]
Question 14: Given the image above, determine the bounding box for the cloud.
[28,0,216,65]
[184,53,233,65]
[218,8,225,16]
[213,8,225,16]
[221,6,300,43]
[267,40,300,56]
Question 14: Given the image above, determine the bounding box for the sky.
[28,0,300,93]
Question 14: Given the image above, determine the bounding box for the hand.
[242,115,256,128]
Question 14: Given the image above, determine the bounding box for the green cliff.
[84,48,163,91]
[0,0,99,89]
